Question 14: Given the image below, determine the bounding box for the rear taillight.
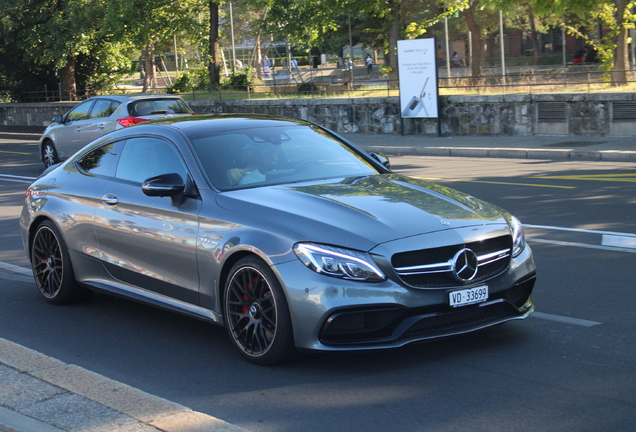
[117,116,150,128]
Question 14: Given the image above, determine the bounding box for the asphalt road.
[1,136,635,432]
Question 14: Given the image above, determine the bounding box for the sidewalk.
[341,133,636,162]
[0,338,251,432]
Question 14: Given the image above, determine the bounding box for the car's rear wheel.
[224,257,296,365]
[31,220,90,304]
[42,140,59,168]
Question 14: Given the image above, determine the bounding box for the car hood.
[216,174,508,250]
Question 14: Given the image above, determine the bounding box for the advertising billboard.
[397,38,439,118]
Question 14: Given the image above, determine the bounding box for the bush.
[223,66,256,91]
[167,67,209,94]
[297,82,317,93]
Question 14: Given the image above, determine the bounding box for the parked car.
[38,94,194,168]
[21,114,536,365]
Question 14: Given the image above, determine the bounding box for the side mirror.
[142,173,186,205]
[52,115,65,124]
[370,152,391,169]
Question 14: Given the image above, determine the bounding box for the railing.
[18,67,636,103]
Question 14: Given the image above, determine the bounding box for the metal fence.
[18,67,636,103]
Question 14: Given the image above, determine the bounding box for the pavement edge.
[0,338,251,432]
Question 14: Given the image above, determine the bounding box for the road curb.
[362,145,636,162]
[0,338,251,432]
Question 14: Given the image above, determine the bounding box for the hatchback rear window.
[129,99,192,116]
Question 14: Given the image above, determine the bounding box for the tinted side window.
[77,141,124,177]
[90,99,119,119]
[115,137,187,183]
[129,99,191,116]
[66,100,95,121]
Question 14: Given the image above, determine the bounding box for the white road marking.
[525,224,636,238]
[0,174,36,184]
[532,312,602,327]
[602,234,636,249]
[525,225,636,253]
[527,238,636,253]
[0,261,32,276]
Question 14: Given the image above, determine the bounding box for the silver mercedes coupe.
[20,114,536,365]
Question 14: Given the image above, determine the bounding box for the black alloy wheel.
[224,257,295,365]
[31,221,90,304]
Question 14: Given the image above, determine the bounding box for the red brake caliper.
[242,276,258,314]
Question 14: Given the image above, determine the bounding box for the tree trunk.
[611,0,629,86]
[463,2,484,79]
[527,7,542,66]
[387,0,401,87]
[208,0,221,90]
[142,45,156,93]
[59,56,77,101]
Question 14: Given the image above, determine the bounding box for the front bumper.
[274,239,536,352]
[319,273,535,347]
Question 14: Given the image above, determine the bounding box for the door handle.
[98,123,106,130]
[75,127,82,133]
[101,194,119,205]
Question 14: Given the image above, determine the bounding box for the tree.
[545,0,634,85]
[0,0,136,100]
[0,0,108,100]
[103,0,205,91]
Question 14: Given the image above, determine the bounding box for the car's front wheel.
[42,140,59,168]
[31,220,90,304]
[224,257,296,365]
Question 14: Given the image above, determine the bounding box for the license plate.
[449,286,489,307]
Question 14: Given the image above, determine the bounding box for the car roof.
[140,114,314,136]
[86,94,187,102]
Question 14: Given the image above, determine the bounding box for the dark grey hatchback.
[21,114,536,365]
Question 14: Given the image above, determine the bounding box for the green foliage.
[223,66,257,91]
[297,82,318,93]
[167,67,211,94]
[379,64,393,77]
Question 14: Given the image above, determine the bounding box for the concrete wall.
[2,92,635,136]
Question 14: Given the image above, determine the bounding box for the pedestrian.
[365,54,373,74]
[262,55,271,76]
[291,58,298,71]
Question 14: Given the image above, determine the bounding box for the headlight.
[293,243,386,282]
[510,216,527,258]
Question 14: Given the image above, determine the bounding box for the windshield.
[187,125,380,190]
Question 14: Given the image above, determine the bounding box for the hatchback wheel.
[42,141,59,168]
[224,257,295,365]
[31,221,90,304]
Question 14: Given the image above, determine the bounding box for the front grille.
[320,274,536,345]
[392,235,512,288]
[402,302,516,337]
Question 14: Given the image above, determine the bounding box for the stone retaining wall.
[2,92,635,136]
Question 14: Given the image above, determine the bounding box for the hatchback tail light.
[117,116,150,128]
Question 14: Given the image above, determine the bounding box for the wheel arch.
[27,216,58,261]
[218,250,263,315]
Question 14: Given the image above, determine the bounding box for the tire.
[224,257,296,365]
[42,140,59,168]
[31,220,91,305]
